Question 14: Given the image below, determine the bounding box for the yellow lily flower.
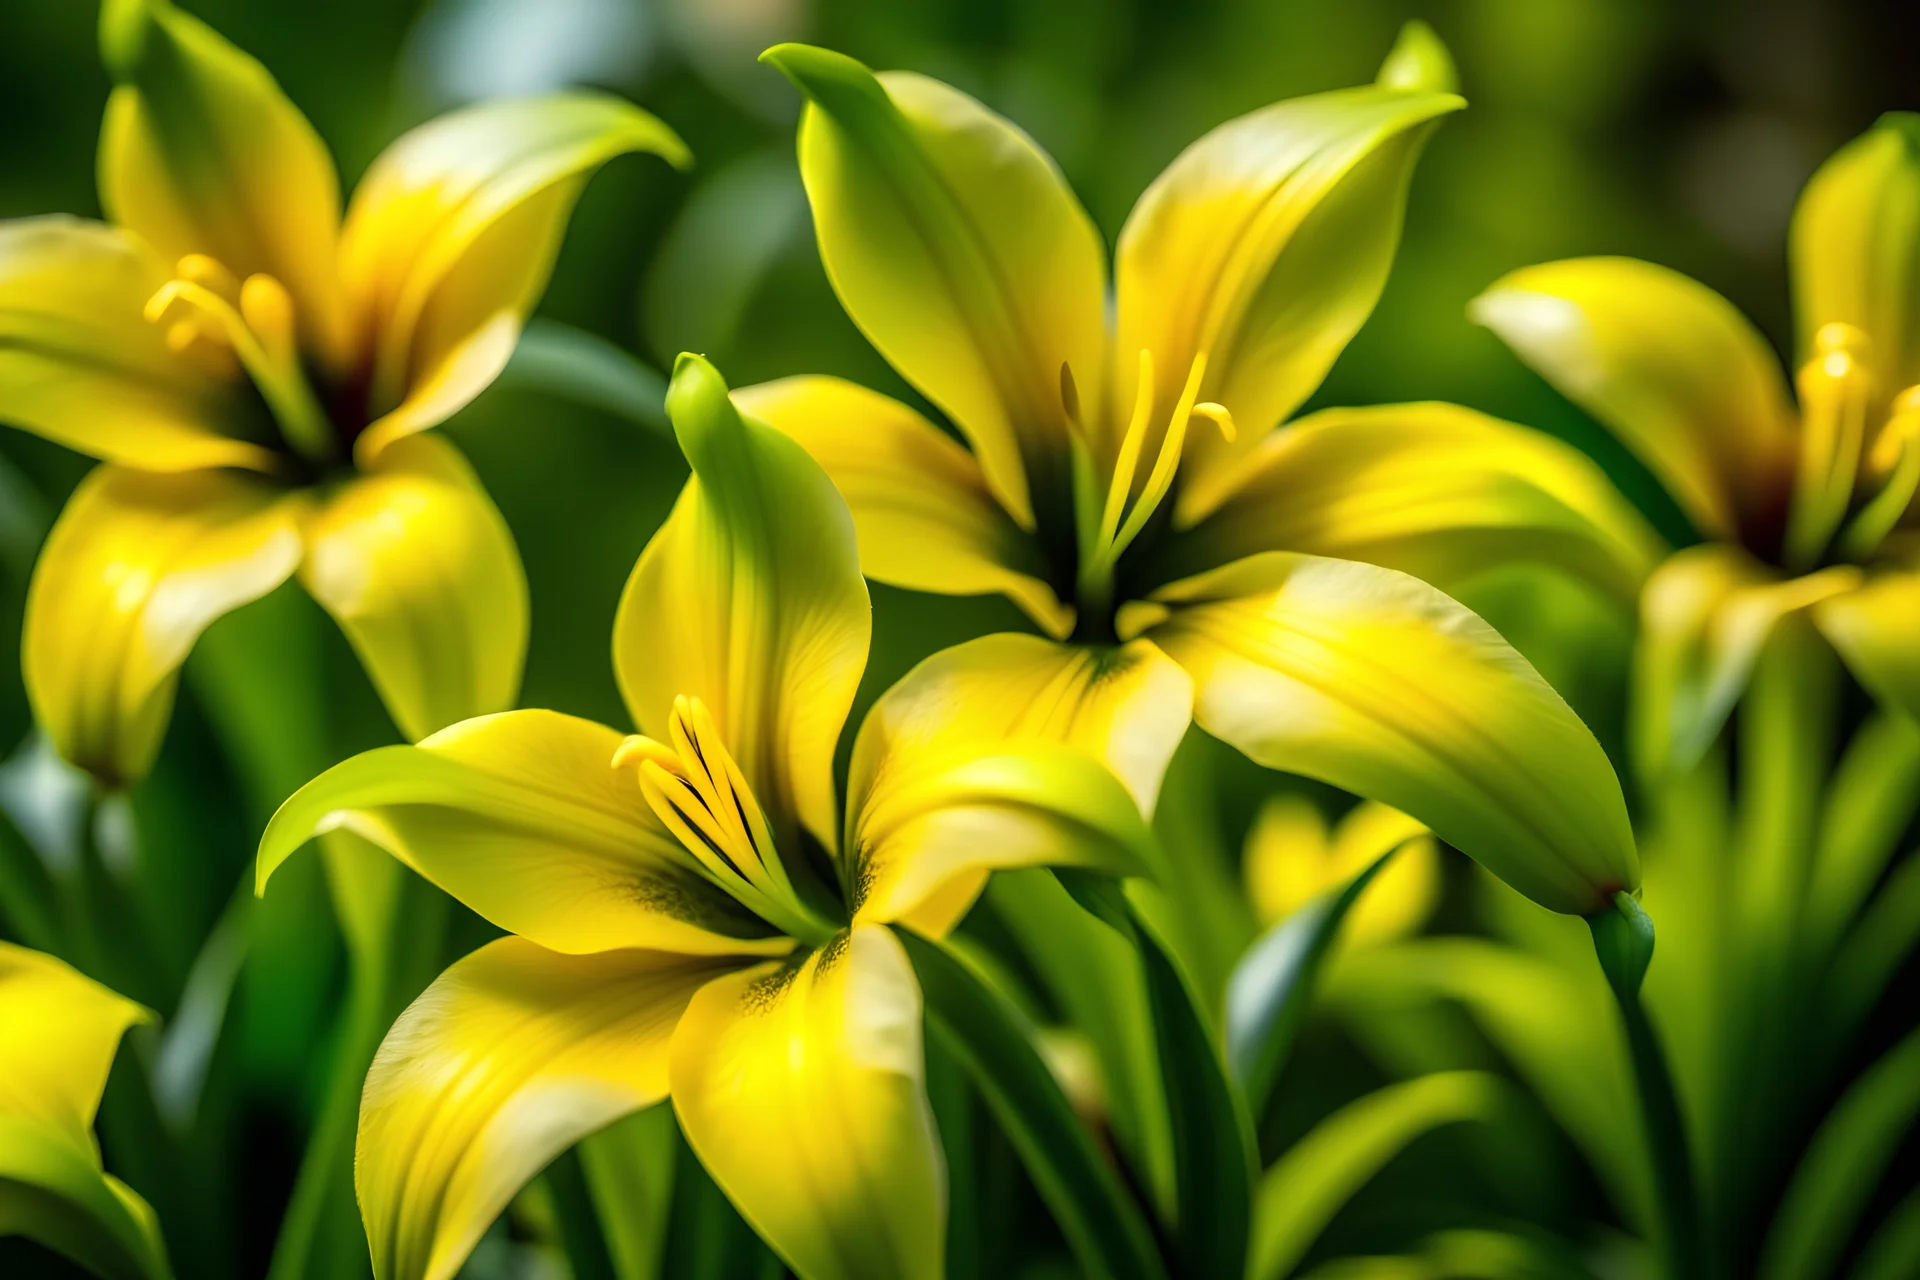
[0,941,170,1280]
[255,355,1159,1280]
[1244,797,1439,946]
[745,27,1649,916]
[1474,114,1920,775]
[1,0,687,786]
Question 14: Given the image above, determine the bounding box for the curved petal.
[1634,544,1860,778]
[300,433,526,742]
[1164,401,1663,597]
[25,465,306,787]
[615,355,870,853]
[344,94,689,458]
[733,375,1073,639]
[257,709,784,957]
[98,0,345,364]
[359,937,739,1280]
[0,942,168,1280]
[1471,257,1798,540]
[1815,564,1920,725]
[1131,553,1637,916]
[670,924,944,1280]
[763,44,1107,530]
[0,217,270,471]
[1114,81,1463,522]
[1243,798,1439,945]
[1791,113,1920,393]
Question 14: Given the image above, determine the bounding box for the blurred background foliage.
[3,0,1919,1276]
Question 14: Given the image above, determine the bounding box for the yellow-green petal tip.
[1377,20,1460,96]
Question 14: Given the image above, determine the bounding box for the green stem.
[545,1148,620,1280]
[1590,893,1704,1280]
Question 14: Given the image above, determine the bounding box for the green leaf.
[0,1116,174,1280]
[1823,851,1920,1055]
[1248,1073,1505,1280]
[1854,1185,1920,1280]
[1226,848,1397,1114]
[895,925,1170,1280]
[501,318,671,435]
[1759,1024,1920,1280]
[577,1107,677,1280]
[543,1147,619,1280]
[1804,711,1920,965]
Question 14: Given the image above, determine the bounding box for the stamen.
[1784,323,1873,570]
[1836,386,1920,563]
[1097,349,1158,551]
[1111,351,1211,558]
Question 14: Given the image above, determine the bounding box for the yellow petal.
[25,466,306,787]
[1134,553,1637,916]
[0,942,168,1280]
[1243,797,1438,944]
[1814,564,1920,724]
[257,709,786,957]
[0,217,271,471]
[98,0,345,364]
[734,375,1074,639]
[344,94,688,458]
[1471,257,1798,541]
[670,925,944,1280]
[1634,544,1860,778]
[1791,114,1920,393]
[764,44,1107,530]
[1165,400,1663,597]
[300,433,525,742]
[359,936,739,1280]
[615,355,870,853]
[1114,81,1463,522]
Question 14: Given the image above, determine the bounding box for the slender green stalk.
[544,1148,620,1280]
[1590,893,1703,1280]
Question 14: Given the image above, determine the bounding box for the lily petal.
[0,217,270,471]
[763,44,1107,530]
[25,466,306,787]
[1244,798,1438,945]
[257,709,784,957]
[0,941,169,1280]
[1634,544,1860,778]
[359,937,738,1280]
[670,924,944,1280]
[615,355,870,853]
[300,433,526,742]
[345,94,688,459]
[97,0,345,363]
[1791,113,1920,393]
[1114,82,1463,522]
[1132,553,1637,916]
[1165,401,1663,597]
[734,375,1075,639]
[1814,564,1920,725]
[1471,257,1798,541]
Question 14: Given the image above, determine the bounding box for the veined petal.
[1791,113,1920,394]
[1114,81,1463,522]
[1634,544,1859,779]
[0,942,168,1280]
[1471,257,1798,541]
[615,355,870,853]
[98,0,345,364]
[734,376,1074,639]
[670,925,944,1280]
[300,433,526,742]
[763,44,1107,530]
[1164,401,1662,597]
[1131,553,1637,916]
[359,937,739,1280]
[1814,563,1920,725]
[25,466,306,787]
[345,94,688,459]
[0,217,270,471]
[257,709,785,957]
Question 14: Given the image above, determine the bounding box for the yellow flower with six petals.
[0,0,686,784]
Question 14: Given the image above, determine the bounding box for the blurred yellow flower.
[0,0,687,785]
[1244,796,1440,946]
[747,25,1648,915]
[256,355,1159,1280]
[1475,114,1920,775]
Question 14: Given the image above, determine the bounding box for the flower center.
[614,695,839,945]
[1784,322,1920,569]
[144,254,340,469]
[1067,348,1235,635]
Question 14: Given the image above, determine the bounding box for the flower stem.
[1590,892,1705,1280]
